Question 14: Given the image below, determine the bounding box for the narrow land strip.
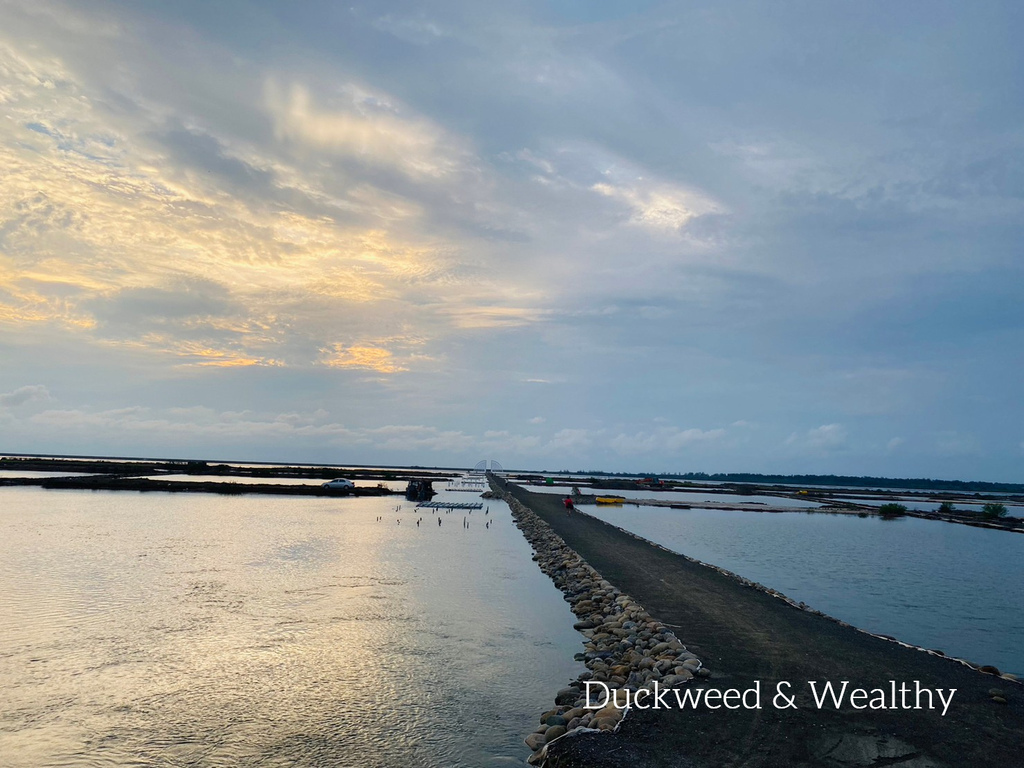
[0,475,401,496]
[503,483,1022,768]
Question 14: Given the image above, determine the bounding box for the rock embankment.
[492,481,707,765]
[501,483,1024,768]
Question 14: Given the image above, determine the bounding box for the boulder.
[544,725,567,742]
[555,686,580,705]
[524,732,546,751]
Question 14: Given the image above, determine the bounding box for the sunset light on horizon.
[2,1,1023,480]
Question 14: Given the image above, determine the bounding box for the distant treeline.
[668,473,1024,494]
[550,469,1024,493]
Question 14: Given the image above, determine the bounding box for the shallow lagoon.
[0,486,580,767]
[829,496,1024,515]
[585,503,1024,676]
[529,484,823,508]
[140,474,406,491]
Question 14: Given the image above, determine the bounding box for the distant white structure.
[471,459,505,476]
[445,476,487,492]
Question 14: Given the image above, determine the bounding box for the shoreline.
[516,477,1024,535]
[502,481,1022,768]
[573,502,1013,676]
[596,497,1024,534]
[4,456,1020,533]
[0,456,461,497]
[488,478,708,765]
[0,475,404,497]
[0,455,456,480]
[535,492,1024,535]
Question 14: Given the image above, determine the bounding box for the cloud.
[12,403,485,460]
[933,431,980,458]
[806,423,847,454]
[827,367,926,417]
[367,424,476,453]
[479,429,542,454]
[321,343,406,374]
[264,80,465,179]
[371,13,447,45]
[27,405,354,443]
[168,342,281,368]
[441,304,548,329]
[785,424,848,454]
[2,3,1024,479]
[0,384,51,408]
[807,424,847,450]
[607,427,727,455]
[547,429,593,453]
[155,125,276,195]
[89,280,235,329]
[591,180,720,233]
[0,36,500,375]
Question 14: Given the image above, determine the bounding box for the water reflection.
[528,484,823,507]
[138,475,404,490]
[0,488,581,767]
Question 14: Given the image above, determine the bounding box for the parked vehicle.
[322,478,355,491]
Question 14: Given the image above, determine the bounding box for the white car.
[322,478,355,490]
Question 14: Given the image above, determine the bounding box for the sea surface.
[0,486,581,767]
[585,503,1024,676]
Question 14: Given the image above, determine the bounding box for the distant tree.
[937,501,956,514]
[878,503,908,518]
[667,471,1024,494]
[982,503,1008,519]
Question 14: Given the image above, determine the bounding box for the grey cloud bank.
[1,1,1022,479]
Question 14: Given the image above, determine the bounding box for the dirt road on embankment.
[502,483,1022,768]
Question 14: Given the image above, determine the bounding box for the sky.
[1,0,1022,479]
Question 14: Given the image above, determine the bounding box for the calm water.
[0,487,581,767]
[829,496,1024,515]
[0,471,93,478]
[140,475,406,490]
[142,474,326,485]
[528,484,823,508]
[585,504,1024,675]
[221,464,457,477]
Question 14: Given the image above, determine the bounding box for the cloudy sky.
[1,0,1022,479]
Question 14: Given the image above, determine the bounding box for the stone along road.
[502,483,1022,768]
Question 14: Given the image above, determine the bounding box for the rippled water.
[0,487,581,767]
[585,504,1024,675]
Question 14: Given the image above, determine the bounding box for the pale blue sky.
[1,0,1022,479]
